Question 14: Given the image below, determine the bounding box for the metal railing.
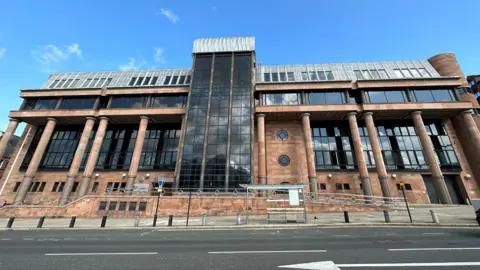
[304,192,405,208]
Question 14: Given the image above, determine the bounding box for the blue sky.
[0,0,479,135]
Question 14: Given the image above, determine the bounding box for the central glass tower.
[177,37,255,191]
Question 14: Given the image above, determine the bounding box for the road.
[0,227,479,269]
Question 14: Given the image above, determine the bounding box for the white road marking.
[332,235,351,237]
[23,238,34,241]
[209,250,327,254]
[45,252,158,256]
[1,238,11,241]
[336,262,480,267]
[389,247,480,251]
[421,233,446,235]
[279,261,480,269]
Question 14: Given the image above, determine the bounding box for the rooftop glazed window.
[22,98,58,110]
[59,97,97,110]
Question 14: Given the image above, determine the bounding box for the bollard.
[202,214,207,226]
[69,216,76,228]
[6,217,15,228]
[343,211,350,223]
[100,216,107,228]
[134,216,140,227]
[153,214,158,227]
[168,215,173,226]
[37,216,46,228]
[236,213,241,225]
[430,210,439,224]
[383,210,390,223]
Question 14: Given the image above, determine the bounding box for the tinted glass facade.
[178,52,252,190]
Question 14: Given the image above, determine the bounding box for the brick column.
[411,111,452,204]
[363,112,392,199]
[256,114,266,186]
[461,110,480,157]
[13,118,57,205]
[125,116,149,195]
[300,113,318,194]
[347,112,373,200]
[59,117,96,205]
[0,119,20,159]
[77,117,109,197]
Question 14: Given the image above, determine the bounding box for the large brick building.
[0,37,479,216]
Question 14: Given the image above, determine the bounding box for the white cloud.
[31,43,83,72]
[0,48,5,59]
[119,57,146,71]
[157,8,179,23]
[212,6,217,12]
[153,47,166,63]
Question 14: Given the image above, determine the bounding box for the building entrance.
[423,175,463,204]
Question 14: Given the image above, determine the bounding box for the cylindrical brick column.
[77,117,109,197]
[411,111,452,204]
[257,114,266,186]
[59,117,96,205]
[347,112,373,200]
[461,110,480,156]
[300,113,318,194]
[0,119,20,159]
[363,112,391,199]
[428,53,468,87]
[13,118,57,205]
[125,116,149,195]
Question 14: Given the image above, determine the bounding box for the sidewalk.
[1,205,478,230]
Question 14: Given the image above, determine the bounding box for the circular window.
[278,155,290,166]
[277,130,289,141]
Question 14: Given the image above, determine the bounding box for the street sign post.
[399,181,413,223]
[153,179,166,227]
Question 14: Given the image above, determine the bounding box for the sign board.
[158,179,165,187]
[288,189,300,206]
[133,183,149,193]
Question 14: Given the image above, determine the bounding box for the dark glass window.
[38,182,46,192]
[59,97,96,110]
[58,182,65,192]
[277,130,288,141]
[426,122,459,171]
[287,72,295,81]
[163,76,171,85]
[358,126,375,168]
[279,72,287,82]
[335,183,343,190]
[319,183,327,190]
[92,182,99,192]
[128,77,136,86]
[13,182,21,192]
[312,124,355,170]
[397,183,412,190]
[151,76,158,85]
[31,182,40,192]
[71,182,79,192]
[23,98,58,110]
[22,126,82,170]
[110,96,147,108]
[151,95,186,107]
[178,76,186,84]
[307,92,345,105]
[370,121,427,170]
[278,155,290,166]
[118,202,127,211]
[139,127,180,170]
[271,73,279,82]
[317,71,326,80]
[105,78,113,86]
[50,80,60,88]
[326,71,334,80]
[185,75,191,84]
[264,73,271,82]
[98,201,107,210]
[51,182,59,192]
[411,89,456,102]
[96,126,137,170]
[365,90,407,103]
[108,201,117,211]
[143,77,151,85]
[128,202,137,211]
[310,71,318,81]
[343,183,350,190]
[138,202,147,212]
[264,93,301,105]
[171,76,179,85]
[301,72,309,81]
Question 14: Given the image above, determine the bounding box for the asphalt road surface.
[0,227,479,269]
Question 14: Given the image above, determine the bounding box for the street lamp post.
[400,181,413,223]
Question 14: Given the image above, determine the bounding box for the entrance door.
[444,176,463,204]
[423,177,440,204]
[423,175,464,204]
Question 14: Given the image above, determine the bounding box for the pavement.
[0,227,479,269]
[1,205,478,229]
